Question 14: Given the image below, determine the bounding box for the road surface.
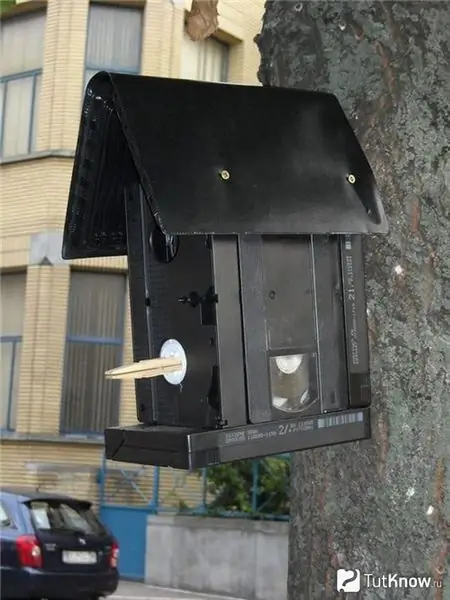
[112,580,246,600]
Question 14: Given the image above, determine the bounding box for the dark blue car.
[0,487,119,600]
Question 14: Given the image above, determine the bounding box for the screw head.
[219,169,230,181]
[347,174,356,184]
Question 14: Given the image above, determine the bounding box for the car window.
[0,501,14,528]
[27,500,107,536]
[31,506,51,529]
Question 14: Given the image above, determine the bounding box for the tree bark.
[256,2,449,599]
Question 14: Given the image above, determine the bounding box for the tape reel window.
[269,353,319,413]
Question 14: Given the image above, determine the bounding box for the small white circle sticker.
[159,339,187,385]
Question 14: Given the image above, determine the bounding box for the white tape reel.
[159,339,187,385]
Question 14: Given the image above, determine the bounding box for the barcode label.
[317,412,364,429]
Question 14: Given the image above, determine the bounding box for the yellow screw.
[347,174,356,184]
[219,170,230,181]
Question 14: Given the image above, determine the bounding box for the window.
[0,12,45,158]
[0,502,14,529]
[60,271,126,435]
[84,4,142,91]
[0,272,26,431]
[181,30,229,82]
[28,500,107,536]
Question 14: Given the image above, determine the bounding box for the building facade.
[0,0,263,503]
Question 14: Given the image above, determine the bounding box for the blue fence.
[99,453,291,520]
[98,454,291,579]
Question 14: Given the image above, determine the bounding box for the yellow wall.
[0,440,206,510]
[0,0,264,505]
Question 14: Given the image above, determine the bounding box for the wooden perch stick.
[105,357,183,380]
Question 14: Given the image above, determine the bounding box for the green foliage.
[205,457,290,518]
[0,1,16,16]
[258,456,291,515]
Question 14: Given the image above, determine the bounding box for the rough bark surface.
[256,2,449,599]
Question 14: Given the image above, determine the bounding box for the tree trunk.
[256,2,449,599]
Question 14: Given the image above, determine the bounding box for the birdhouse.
[62,72,388,469]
